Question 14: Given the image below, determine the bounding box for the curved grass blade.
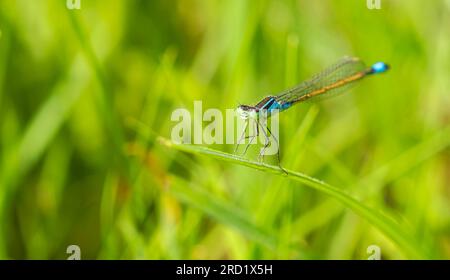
[159,137,429,259]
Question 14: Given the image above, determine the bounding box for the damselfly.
[235,56,389,172]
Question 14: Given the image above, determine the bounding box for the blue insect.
[235,56,390,172]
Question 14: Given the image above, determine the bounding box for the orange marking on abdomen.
[295,71,366,103]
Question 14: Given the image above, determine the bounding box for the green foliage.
[0,0,449,259]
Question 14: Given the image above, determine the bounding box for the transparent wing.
[274,56,367,105]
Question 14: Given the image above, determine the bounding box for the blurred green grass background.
[0,0,449,259]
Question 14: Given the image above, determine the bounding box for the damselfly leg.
[234,119,258,156]
[256,120,287,174]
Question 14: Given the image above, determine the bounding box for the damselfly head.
[236,105,257,120]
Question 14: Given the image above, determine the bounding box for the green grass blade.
[159,137,428,259]
[293,125,450,250]
[169,177,277,251]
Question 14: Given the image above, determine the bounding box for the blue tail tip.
[371,62,390,74]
